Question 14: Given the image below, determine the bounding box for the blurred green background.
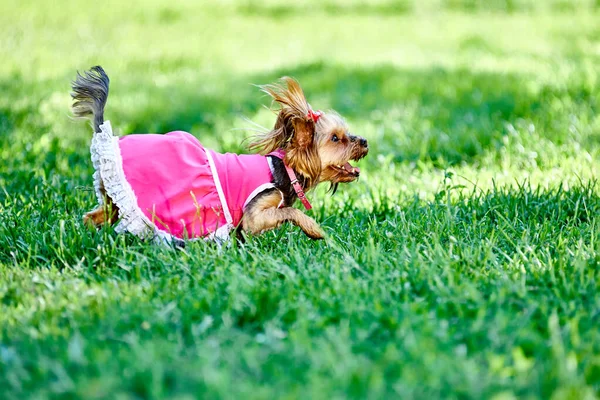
[1,1,600,398]
[2,0,599,194]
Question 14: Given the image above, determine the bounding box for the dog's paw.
[302,221,325,240]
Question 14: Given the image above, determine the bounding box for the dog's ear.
[285,115,320,189]
[291,116,315,148]
[248,77,322,189]
[249,77,312,154]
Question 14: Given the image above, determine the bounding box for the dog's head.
[312,111,368,193]
[250,77,368,192]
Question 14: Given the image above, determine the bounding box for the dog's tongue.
[343,162,360,175]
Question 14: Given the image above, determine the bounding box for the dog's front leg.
[245,207,324,239]
[242,190,324,239]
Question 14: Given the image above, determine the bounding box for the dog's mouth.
[330,162,360,177]
[322,148,368,192]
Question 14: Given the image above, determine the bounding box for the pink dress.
[90,121,279,242]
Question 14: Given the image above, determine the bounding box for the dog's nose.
[360,138,368,147]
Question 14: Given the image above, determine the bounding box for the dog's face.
[314,113,368,186]
[249,77,368,191]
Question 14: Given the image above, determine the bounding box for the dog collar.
[284,164,312,210]
[267,150,312,210]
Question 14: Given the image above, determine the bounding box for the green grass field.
[1,0,600,398]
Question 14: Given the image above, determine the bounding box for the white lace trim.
[205,150,234,226]
[243,183,277,209]
[90,121,230,244]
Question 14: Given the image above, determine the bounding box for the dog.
[71,66,368,243]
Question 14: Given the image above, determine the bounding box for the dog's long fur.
[72,66,368,240]
[71,66,110,132]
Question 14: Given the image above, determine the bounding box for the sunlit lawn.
[1,1,599,398]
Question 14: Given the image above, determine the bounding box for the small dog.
[71,66,368,243]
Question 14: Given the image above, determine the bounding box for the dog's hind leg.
[83,179,119,228]
[83,200,119,227]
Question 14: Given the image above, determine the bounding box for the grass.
[1,0,600,398]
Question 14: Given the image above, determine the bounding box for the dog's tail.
[71,66,110,132]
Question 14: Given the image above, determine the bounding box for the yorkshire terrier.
[71,66,368,243]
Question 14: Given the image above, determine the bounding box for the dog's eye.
[332,135,339,142]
